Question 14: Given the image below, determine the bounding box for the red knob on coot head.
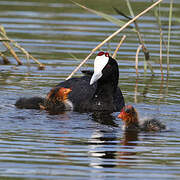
[97,51,105,56]
[105,52,109,57]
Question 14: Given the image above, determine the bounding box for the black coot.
[56,51,125,113]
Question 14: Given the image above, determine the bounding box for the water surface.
[0,0,180,179]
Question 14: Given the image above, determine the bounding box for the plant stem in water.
[167,0,174,76]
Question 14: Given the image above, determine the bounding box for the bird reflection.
[121,130,138,146]
[117,130,138,161]
[88,129,117,168]
[88,112,139,168]
[91,112,118,127]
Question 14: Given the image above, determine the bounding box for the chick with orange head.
[118,105,166,132]
[41,87,73,114]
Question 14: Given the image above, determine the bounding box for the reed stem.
[0,51,10,64]
[126,0,154,75]
[66,0,163,80]
[160,31,163,80]
[2,42,22,65]
[153,1,167,50]
[0,25,44,68]
[112,35,126,59]
[167,0,173,76]
[135,44,142,76]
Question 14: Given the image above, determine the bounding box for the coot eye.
[105,52,109,57]
[98,51,104,56]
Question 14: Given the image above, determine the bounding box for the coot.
[118,105,166,132]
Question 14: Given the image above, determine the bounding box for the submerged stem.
[126,0,154,75]
[135,44,142,76]
[160,31,164,80]
[167,0,174,76]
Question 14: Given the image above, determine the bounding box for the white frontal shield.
[90,54,109,85]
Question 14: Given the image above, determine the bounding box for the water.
[0,0,180,179]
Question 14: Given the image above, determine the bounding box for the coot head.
[47,87,72,101]
[118,105,139,125]
[90,51,119,86]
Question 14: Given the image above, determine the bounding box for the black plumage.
[15,97,44,109]
[57,55,125,113]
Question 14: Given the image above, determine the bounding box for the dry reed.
[0,25,44,69]
[112,35,126,59]
[135,45,142,76]
[66,0,163,80]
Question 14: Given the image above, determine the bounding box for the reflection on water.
[0,0,180,179]
[89,125,139,169]
[91,112,118,127]
[118,131,138,163]
[89,129,118,168]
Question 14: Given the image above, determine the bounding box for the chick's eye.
[125,108,130,113]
